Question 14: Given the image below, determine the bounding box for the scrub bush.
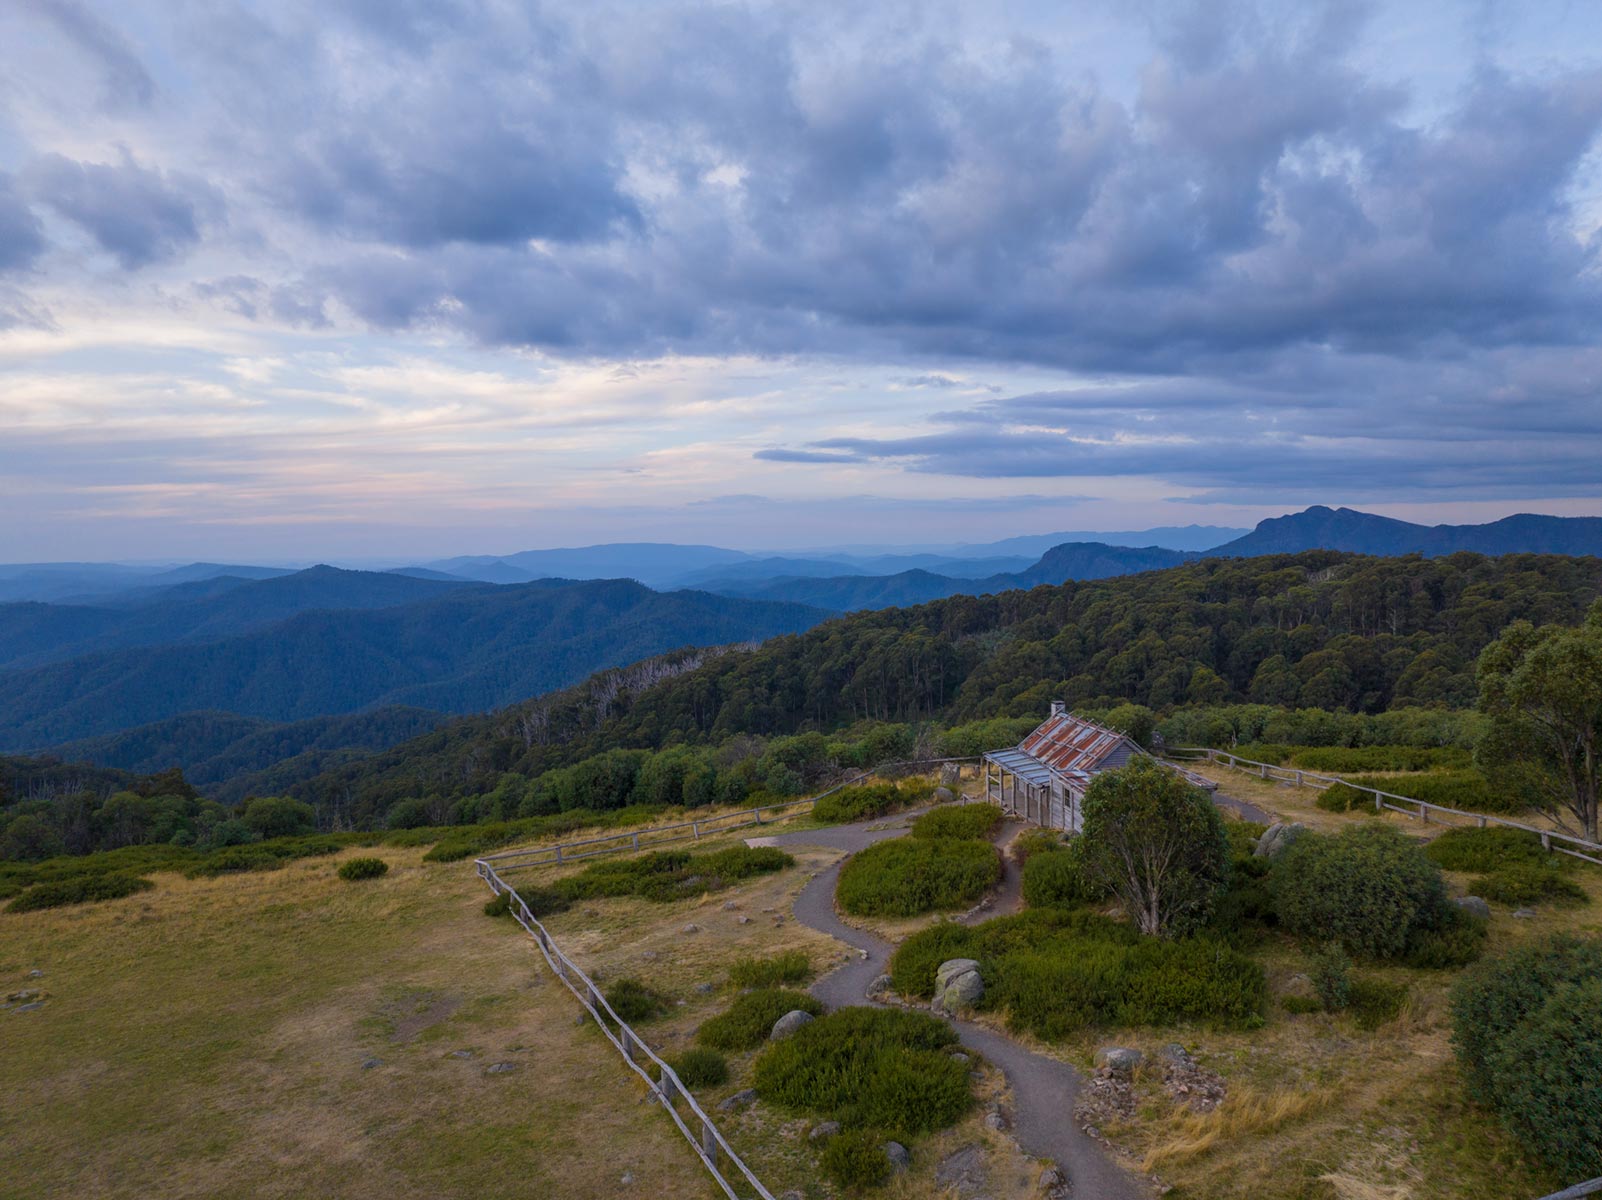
[696,988,822,1051]
[337,856,388,881]
[729,950,812,988]
[1401,905,1486,968]
[811,782,904,825]
[910,805,1001,841]
[604,978,670,1024]
[1309,941,1351,1011]
[483,891,511,917]
[1020,842,1102,909]
[1424,826,1552,873]
[820,1130,893,1189]
[836,838,1001,917]
[1009,828,1064,864]
[670,1048,728,1088]
[1471,865,1588,907]
[6,872,154,913]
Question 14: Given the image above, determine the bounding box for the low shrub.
[555,845,793,905]
[670,1047,728,1088]
[1472,865,1588,907]
[1452,936,1602,1179]
[753,1006,969,1137]
[337,856,388,881]
[483,891,512,918]
[696,988,823,1051]
[1272,824,1450,959]
[1009,827,1064,864]
[6,872,154,913]
[1309,941,1351,1012]
[1425,826,1553,873]
[811,782,903,825]
[186,835,347,878]
[1020,842,1102,909]
[604,978,670,1024]
[1220,818,1269,860]
[836,838,1001,918]
[729,950,812,988]
[1402,905,1486,968]
[1345,770,1522,815]
[1315,782,1372,813]
[819,1129,893,1190]
[1291,745,1472,773]
[1348,977,1408,1030]
[417,805,668,862]
[888,908,1264,1038]
[911,805,1001,841]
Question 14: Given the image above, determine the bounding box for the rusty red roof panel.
[1018,711,1131,774]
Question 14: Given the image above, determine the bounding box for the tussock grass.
[1141,1085,1334,1172]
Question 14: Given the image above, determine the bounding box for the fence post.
[1477,815,1487,828]
[621,1030,633,1063]
[1295,770,1303,788]
[701,1119,718,1163]
[555,844,564,864]
[1373,791,1382,814]
[692,821,700,839]
[1419,801,1429,824]
[632,833,640,851]
[659,1066,675,1103]
[753,807,762,825]
[1542,832,1553,853]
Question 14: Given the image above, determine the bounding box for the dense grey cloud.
[26,154,217,268]
[19,0,154,109]
[0,175,45,273]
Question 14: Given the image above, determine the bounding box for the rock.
[1455,895,1492,919]
[722,900,738,910]
[736,915,752,925]
[7,990,41,1004]
[718,1088,757,1112]
[12,1001,44,1013]
[1254,822,1308,859]
[26,969,43,979]
[682,923,701,934]
[935,1144,987,1196]
[1095,1046,1144,1075]
[1513,907,1537,919]
[695,982,715,995]
[934,786,957,804]
[573,1013,588,1027]
[771,1010,815,1040]
[485,1062,518,1074]
[620,1172,634,1185]
[884,1141,911,1172]
[984,1107,1008,1131]
[866,974,894,998]
[1158,1043,1193,1066]
[933,959,984,1012]
[808,1120,841,1142]
[1038,1164,1068,1195]
[361,1058,383,1070]
[949,1051,970,1063]
[940,762,963,786]
[641,951,659,961]
[450,1049,473,1059]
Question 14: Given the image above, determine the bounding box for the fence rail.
[480,756,979,873]
[1181,747,1602,866]
[1538,1180,1602,1200]
[476,858,777,1199]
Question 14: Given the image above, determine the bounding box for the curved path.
[759,813,1149,1200]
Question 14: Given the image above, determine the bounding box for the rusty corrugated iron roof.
[1018,711,1132,776]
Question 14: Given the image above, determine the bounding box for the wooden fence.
[476,857,777,1199]
[1538,1181,1602,1200]
[1180,748,1602,866]
[479,756,979,874]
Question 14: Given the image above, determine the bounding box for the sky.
[2,0,1601,562]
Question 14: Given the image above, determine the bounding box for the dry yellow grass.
[1140,1085,1334,1172]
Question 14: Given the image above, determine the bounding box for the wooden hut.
[981,702,1216,833]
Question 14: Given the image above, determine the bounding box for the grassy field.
[0,844,718,1200]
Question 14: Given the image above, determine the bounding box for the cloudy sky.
[2,0,1600,561]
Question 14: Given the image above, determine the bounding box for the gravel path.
[761,812,1150,1200]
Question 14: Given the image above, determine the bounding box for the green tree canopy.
[1077,757,1229,937]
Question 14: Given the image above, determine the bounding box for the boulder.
[771,1010,815,1040]
[933,959,984,1012]
[1095,1046,1144,1075]
[1254,822,1308,859]
[485,1062,518,1074]
[884,1141,911,1172]
[934,1144,987,1196]
[718,1088,757,1112]
[1038,1164,1069,1196]
[940,762,963,786]
[1158,1043,1193,1066]
[866,973,894,998]
[934,786,957,804]
[1454,895,1491,920]
[808,1120,841,1142]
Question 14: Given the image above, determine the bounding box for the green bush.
[910,805,1001,841]
[1272,824,1450,959]
[1009,828,1064,864]
[836,838,1001,917]
[1402,905,1486,968]
[1309,941,1351,1011]
[6,872,154,913]
[812,782,913,825]
[1020,842,1102,909]
[696,988,823,1051]
[337,856,389,881]
[483,891,512,918]
[887,908,1264,1039]
[753,1007,968,1137]
[729,950,812,988]
[1315,782,1372,813]
[1424,826,1553,873]
[1348,977,1408,1030]
[819,1129,893,1190]
[1483,977,1602,1180]
[1345,770,1521,815]
[553,845,793,905]
[1290,745,1472,773]
[604,978,670,1024]
[1472,864,1588,907]
[416,805,667,862]
[670,1047,728,1088]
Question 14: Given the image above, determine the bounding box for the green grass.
[835,837,1001,917]
[695,988,823,1051]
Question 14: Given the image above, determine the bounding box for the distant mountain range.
[0,574,827,751]
[1213,506,1602,558]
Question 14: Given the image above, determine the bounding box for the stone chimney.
[1049,699,1066,718]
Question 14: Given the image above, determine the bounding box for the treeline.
[291,552,1601,820]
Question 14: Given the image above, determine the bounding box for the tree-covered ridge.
[294,551,1601,816]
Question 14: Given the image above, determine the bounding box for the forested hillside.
[0,580,829,749]
[293,551,1602,818]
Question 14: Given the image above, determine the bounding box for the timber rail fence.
[1178,747,1602,866]
[476,857,775,1200]
[478,756,980,874]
